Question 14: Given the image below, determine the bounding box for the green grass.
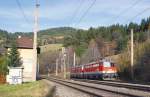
[40,44,63,53]
[0,80,52,97]
[0,81,38,92]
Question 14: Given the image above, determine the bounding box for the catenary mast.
[33,0,39,81]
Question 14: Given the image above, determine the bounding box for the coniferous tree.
[8,42,22,67]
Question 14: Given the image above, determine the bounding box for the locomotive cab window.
[103,62,111,67]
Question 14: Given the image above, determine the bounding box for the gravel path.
[51,82,95,97]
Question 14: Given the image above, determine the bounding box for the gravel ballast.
[51,82,95,97]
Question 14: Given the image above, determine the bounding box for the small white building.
[6,67,23,84]
[6,37,37,82]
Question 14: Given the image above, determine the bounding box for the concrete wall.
[18,49,34,82]
[7,48,34,82]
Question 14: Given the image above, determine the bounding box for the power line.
[16,0,30,24]
[75,0,97,26]
[125,7,150,24]
[111,0,142,23]
[68,0,84,27]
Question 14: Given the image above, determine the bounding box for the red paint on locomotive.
[70,61,118,80]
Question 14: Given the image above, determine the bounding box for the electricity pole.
[61,48,64,72]
[33,0,39,81]
[148,24,150,42]
[73,52,76,67]
[131,29,134,80]
[64,55,66,79]
[63,48,66,79]
[56,59,58,76]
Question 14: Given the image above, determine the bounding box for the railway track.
[47,77,150,97]
[72,79,150,92]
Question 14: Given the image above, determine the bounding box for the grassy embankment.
[0,80,55,97]
[40,44,63,53]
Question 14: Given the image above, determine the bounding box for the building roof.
[16,37,33,49]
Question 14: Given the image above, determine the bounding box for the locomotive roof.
[72,60,115,68]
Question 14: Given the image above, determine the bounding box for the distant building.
[6,36,37,82]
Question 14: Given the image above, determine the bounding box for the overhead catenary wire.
[63,1,85,69]
[16,0,30,24]
[111,0,142,23]
[75,0,97,26]
[68,0,85,27]
[125,7,150,24]
[67,0,96,65]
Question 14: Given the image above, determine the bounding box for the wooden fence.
[0,74,6,84]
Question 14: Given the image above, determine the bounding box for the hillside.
[37,27,77,45]
[38,27,77,36]
[63,16,150,57]
[40,44,63,53]
[13,27,77,37]
[0,27,77,46]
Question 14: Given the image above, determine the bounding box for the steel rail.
[47,77,149,97]
[72,79,150,92]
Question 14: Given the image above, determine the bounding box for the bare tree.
[39,51,59,74]
[81,39,101,64]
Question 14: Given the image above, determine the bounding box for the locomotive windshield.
[103,62,111,67]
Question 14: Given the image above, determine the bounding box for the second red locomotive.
[70,60,118,80]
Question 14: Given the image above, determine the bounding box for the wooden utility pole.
[148,24,150,42]
[64,55,66,79]
[131,29,134,80]
[61,47,64,72]
[33,0,39,81]
[73,52,76,67]
[56,59,58,76]
[63,48,66,79]
[37,55,40,75]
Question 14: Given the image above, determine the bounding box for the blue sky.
[0,0,150,32]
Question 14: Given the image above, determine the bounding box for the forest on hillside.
[63,17,150,57]
[0,17,150,58]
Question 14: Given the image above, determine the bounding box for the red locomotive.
[70,60,118,80]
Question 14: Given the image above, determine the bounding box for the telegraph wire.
[125,7,150,24]
[68,0,84,27]
[111,0,142,23]
[75,0,97,26]
[16,0,30,24]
